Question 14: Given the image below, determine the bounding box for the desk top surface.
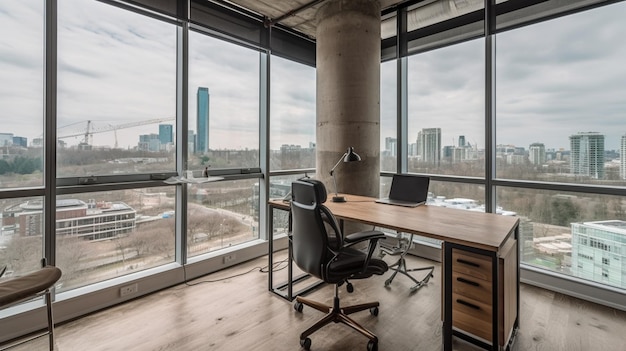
[269,194,519,252]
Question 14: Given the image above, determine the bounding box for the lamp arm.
[329,152,347,197]
[329,152,348,176]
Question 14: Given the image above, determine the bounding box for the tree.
[550,198,580,226]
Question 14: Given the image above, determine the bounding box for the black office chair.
[290,179,388,351]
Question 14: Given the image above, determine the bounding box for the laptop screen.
[388,174,430,203]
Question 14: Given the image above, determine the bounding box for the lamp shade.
[330,147,362,203]
[343,147,361,162]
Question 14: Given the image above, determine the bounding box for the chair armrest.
[343,230,386,275]
[344,230,386,244]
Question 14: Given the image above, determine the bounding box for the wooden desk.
[267,194,520,351]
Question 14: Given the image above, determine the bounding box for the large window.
[0,1,44,189]
[0,1,45,283]
[187,179,259,258]
[188,30,260,170]
[56,0,177,177]
[495,1,626,290]
[0,196,44,279]
[496,2,626,187]
[497,187,626,290]
[407,39,485,177]
[270,56,316,171]
[55,188,175,292]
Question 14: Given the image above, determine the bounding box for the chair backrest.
[290,179,341,280]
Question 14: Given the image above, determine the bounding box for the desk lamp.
[329,147,361,202]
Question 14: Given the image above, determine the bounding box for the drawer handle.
[456,258,480,268]
[456,299,481,310]
[456,277,479,287]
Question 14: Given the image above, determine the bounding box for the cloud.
[2,0,626,154]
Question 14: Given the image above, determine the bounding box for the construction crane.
[57,118,175,148]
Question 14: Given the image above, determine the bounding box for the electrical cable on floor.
[181,257,289,287]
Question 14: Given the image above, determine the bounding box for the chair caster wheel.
[294,301,303,313]
[367,340,378,351]
[369,307,379,316]
[300,337,311,350]
[346,282,354,293]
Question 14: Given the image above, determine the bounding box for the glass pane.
[0,1,44,188]
[57,0,177,177]
[407,39,485,177]
[270,56,316,171]
[55,187,176,292]
[187,179,259,257]
[496,2,626,186]
[0,197,44,279]
[381,60,397,173]
[188,31,260,170]
[497,187,626,290]
[428,180,486,211]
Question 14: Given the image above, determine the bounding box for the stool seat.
[0,266,62,307]
[0,265,62,351]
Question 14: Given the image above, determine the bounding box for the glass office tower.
[570,132,605,179]
[158,124,173,146]
[416,128,441,166]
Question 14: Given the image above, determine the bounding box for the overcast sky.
[1,0,625,151]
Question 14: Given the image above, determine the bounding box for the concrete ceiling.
[224,0,404,39]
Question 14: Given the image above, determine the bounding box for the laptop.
[376,174,430,207]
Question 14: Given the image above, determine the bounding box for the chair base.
[384,257,434,292]
[294,285,379,350]
[381,233,434,292]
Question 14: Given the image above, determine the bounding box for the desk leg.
[443,243,453,351]
[288,233,293,300]
[268,206,274,292]
[268,205,324,301]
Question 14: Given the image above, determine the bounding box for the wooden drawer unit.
[451,248,494,342]
[446,239,518,349]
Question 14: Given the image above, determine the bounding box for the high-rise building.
[197,87,210,154]
[569,132,605,179]
[158,124,173,146]
[138,134,160,152]
[619,134,626,179]
[12,136,27,148]
[385,137,397,157]
[528,142,546,165]
[417,128,441,165]
[0,133,14,146]
[571,220,626,289]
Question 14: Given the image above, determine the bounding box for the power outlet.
[120,283,138,297]
[223,254,236,264]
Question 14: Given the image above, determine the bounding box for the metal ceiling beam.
[266,0,328,27]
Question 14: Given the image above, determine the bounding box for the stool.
[0,263,62,351]
[380,232,434,292]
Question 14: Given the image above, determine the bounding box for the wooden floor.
[10,253,626,351]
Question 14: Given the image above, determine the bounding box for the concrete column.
[316,0,381,199]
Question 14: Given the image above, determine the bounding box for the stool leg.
[45,291,55,351]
